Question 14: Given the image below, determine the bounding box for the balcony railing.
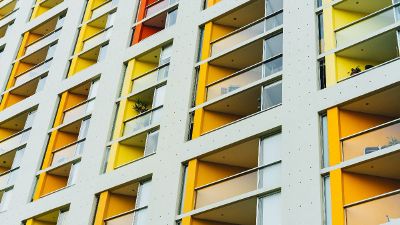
[62,98,95,125]
[210,11,283,57]
[13,58,52,87]
[24,28,61,56]
[335,5,400,47]
[104,207,147,225]
[123,106,163,136]
[0,128,31,153]
[145,0,169,18]
[91,0,119,19]
[50,139,85,166]
[194,163,281,209]
[131,63,169,94]
[0,167,18,189]
[206,56,282,101]
[82,26,113,52]
[344,190,400,225]
[341,119,400,161]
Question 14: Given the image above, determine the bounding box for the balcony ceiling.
[205,84,261,117]
[40,0,63,8]
[34,210,60,223]
[337,31,398,63]
[11,77,40,97]
[137,47,161,64]
[70,81,91,96]
[21,46,49,64]
[345,150,400,179]
[112,182,139,197]
[342,84,400,118]
[215,0,264,28]
[32,16,58,35]
[201,138,259,168]
[120,131,147,147]
[59,119,82,134]
[0,111,29,130]
[143,11,167,28]
[210,38,263,70]
[48,162,72,176]
[334,0,391,14]
[194,197,257,225]
[0,150,16,168]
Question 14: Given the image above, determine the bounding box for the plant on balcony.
[133,99,149,114]
[382,137,400,149]
[349,66,361,76]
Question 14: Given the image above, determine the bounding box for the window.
[321,114,329,167]
[259,134,282,189]
[317,0,322,7]
[258,192,282,225]
[317,13,324,53]
[0,189,13,211]
[266,0,283,15]
[319,58,326,89]
[144,130,159,156]
[166,9,178,27]
[323,176,332,225]
[262,82,282,110]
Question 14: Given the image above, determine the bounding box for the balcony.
[210,11,283,57]
[31,0,64,20]
[0,128,30,153]
[335,4,400,48]
[25,208,69,225]
[342,119,400,161]
[93,180,151,225]
[145,0,178,18]
[68,43,108,77]
[326,84,400,165]
[25,28,61,56]
[345,191,400,225]
[183,135,282,211]
[62,98,95,125]
[131,63,169,94]
[91,0,119,20]
[82,26,113,52]
[34,161,80,199]
[123,106,163,136]
[131,2,177,45]
[0,0,18,21]
[13,59,51,87]
[0,110,35,152]
[50,139,85,167]
[0,20,12,39]
[0,168,17,190]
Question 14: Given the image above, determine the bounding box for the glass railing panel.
[25,30,61,56]
[82,27,112,53]
[105,212,134,225]
[62,99,94,124]
[0,129,30,153]
[131,64,169,93]
[336,7,398,47]
[345,192,400,225]
[210,12,283,56]
[91,0,118,19]
[341,121,400,161]
[0,168,18,189]
[14,60,51,87]
[123,107,163,136]
[50,140,84,166]
[145,0,168,18]
[206,63,262,101]
[195,170,257,208]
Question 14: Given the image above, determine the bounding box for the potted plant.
[349,66,361,76]
[133,99,149,114]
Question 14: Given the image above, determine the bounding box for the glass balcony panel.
[336,7,398,47]
[258,163,281,189]
[341,121,400,161]
[264,55,282,76]
[345,193,400,225]
[14,60,51,87]
[62,99,94,124]
[133,208,148,225]
[91,0,118,19]
[0,169,18,189]
[210,13,283,57]
[206,64,263,101]
[131,65,169,93]
[145,0,168,18]
[123,107,163,136]
[0,129,31,153]
[195,170,258,208]
[82,28,113,53]
[211,20,264,56]
[50,141,84,166]
[105,212,134,225]
[262,82,282,110]
[24,29,61,56]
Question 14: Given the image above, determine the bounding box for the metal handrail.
[340,118,400,142]
[123,105,163,124]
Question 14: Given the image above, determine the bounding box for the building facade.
[0,0,398,224]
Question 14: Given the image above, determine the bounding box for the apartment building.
[0,0,398,224]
